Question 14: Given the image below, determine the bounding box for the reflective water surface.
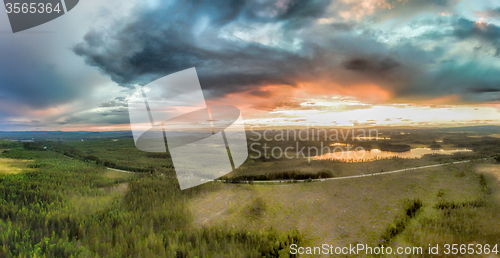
[314,148,472,162]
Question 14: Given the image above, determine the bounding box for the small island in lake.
[378,143,412,152]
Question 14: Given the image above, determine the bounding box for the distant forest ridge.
[0,131,133,140]
[0,125,500,140]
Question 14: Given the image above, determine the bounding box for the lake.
[314,148,472,162]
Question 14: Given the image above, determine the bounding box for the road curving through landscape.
[106,158,490,185]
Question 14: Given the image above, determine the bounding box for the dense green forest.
[0,142,301,257]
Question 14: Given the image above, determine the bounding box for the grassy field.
[0,157,32,174]
[188,160,500,256]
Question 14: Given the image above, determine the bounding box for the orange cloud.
[205,80,395,121]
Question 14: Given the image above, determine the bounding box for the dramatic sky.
[2,0,500,130]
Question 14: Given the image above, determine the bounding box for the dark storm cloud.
[467,87,500,93]
[73,0,500,105]
[412,16,500,44]
[342,57,401,73]
[72,0,332,99]
[241,0,331,27]
[367,16,500,102]
[413,16,500,58]
[0,46,86,109]
[58,107,130,125]
[74,32,318,97]
[453,18,500,41]
[451,18,500,60]
[75,0,457,101]
[400,60,500,102]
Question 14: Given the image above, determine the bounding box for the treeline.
[0,141,22,149]
[378,143,412,152]
[23,141,156,173]
[220,169,336,183]
[443,136,500,156]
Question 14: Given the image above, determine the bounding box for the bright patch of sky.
[257,97,500,127]
[219,22,303,52]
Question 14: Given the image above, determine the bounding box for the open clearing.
[189,161,487,249]
[0,158,32,174]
